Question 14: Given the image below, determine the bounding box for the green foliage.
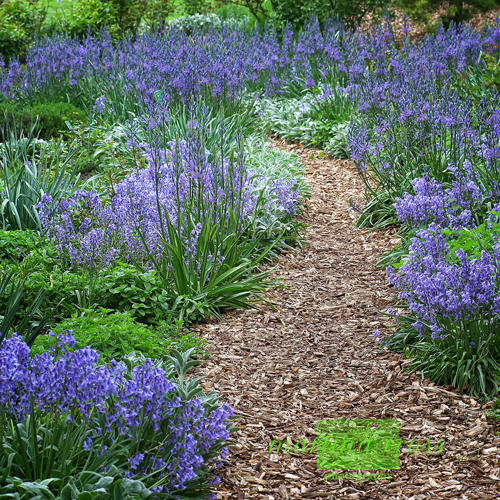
[384,304,500,400]
[215,0,271,25]
[31,308,204,361]
[218,0,393,30]
[158,327,208,357]
[255,94,325,147]
[141,0,176,30]
[269,0,331,31]
[57,119,141,175]
[244,134,308,252]
[0,262,89,323]
[182,0,208,16]
[325,122,351,158]
[0,230,39,261]
[456,51,500,102]
[0,419,150,500]
[443,215,500,261]
[0,138,80,231]
[244,134,310,198]
[486,397,500,423]
[0,137,49,173]
[0,238,105,324]
[135,207,283,324]
[214,2,252,22]
[376,229,415,269]
[408,315,500,399]
[96,264,171,323]
[44,0,147,39]
[0,101,84,141]
[1,250,202,328]
[0,0,46,60]
[0,109,84,233]
[353,188,401,229]
[131,103,255,155]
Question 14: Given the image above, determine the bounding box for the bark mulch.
[191,140,500,500]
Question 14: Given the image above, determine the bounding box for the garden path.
[192,140,500,500]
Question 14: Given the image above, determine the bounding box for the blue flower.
[128,453,144,470]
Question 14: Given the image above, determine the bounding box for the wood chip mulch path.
[191,140,500,500]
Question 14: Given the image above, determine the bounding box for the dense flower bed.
[3,17,500,499]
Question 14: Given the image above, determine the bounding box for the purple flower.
[388,224,500,342]
[93,96,108,114]
[128,453,144,470]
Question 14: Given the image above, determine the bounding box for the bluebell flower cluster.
[0,22,325,104]
[2,16,498,112]
[0,333,233,494]
[37,189,120,270]
[36,131,299,272]
[394,172,483,230]
[388,225,500,339]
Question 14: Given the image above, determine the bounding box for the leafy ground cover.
[2,11,500,498]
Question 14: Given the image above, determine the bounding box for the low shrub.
[94,264,172,323]
[32,308,208,361]
[214,3,252,22]
[167,13,222,34]
[31,308,179,362]
[0,101,83,141]
[325,122,351,159]
[255,87,354,149]
[0,264,90,323]
[43,0,146,39]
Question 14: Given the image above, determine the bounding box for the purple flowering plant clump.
[386,222,500,397]
[37,189,121,271]
[388,224,500,331]
[393,166,484,232]
[35,117,301,323]
[0,332,234,498]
